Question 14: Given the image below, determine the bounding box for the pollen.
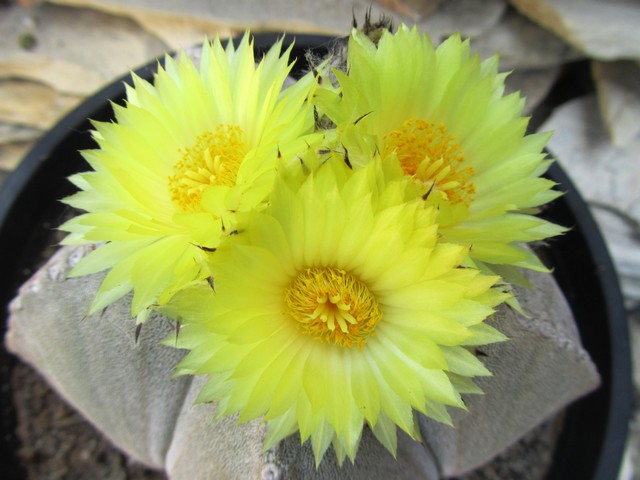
[284,267,382,349]
[169,124,247,212]
[384,118,475,205]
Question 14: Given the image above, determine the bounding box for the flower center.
[384,118,475,205]
[284,267,381,349]
[168,124,246,212]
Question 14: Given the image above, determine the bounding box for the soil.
[11,361,167,480]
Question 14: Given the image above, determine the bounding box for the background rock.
[0,3,170,95]
[0,79,81,129]
[510,0,640,60]
[592,60,640,148]
[540,95,640,305]
[473,8,581,70]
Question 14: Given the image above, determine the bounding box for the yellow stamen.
[284,267,381,349]
[384,118,475,205]
[169,124,246,212]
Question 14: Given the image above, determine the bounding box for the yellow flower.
[160,157,508,465]
[314,25,565,281]
[60,33,316,322]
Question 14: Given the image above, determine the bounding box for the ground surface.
[11,362,167,480]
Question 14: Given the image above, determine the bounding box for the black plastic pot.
[0,34,632,479]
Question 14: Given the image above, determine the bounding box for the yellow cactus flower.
[314,25,565,280]
[160,157,508,465]
[60,33,316,322]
